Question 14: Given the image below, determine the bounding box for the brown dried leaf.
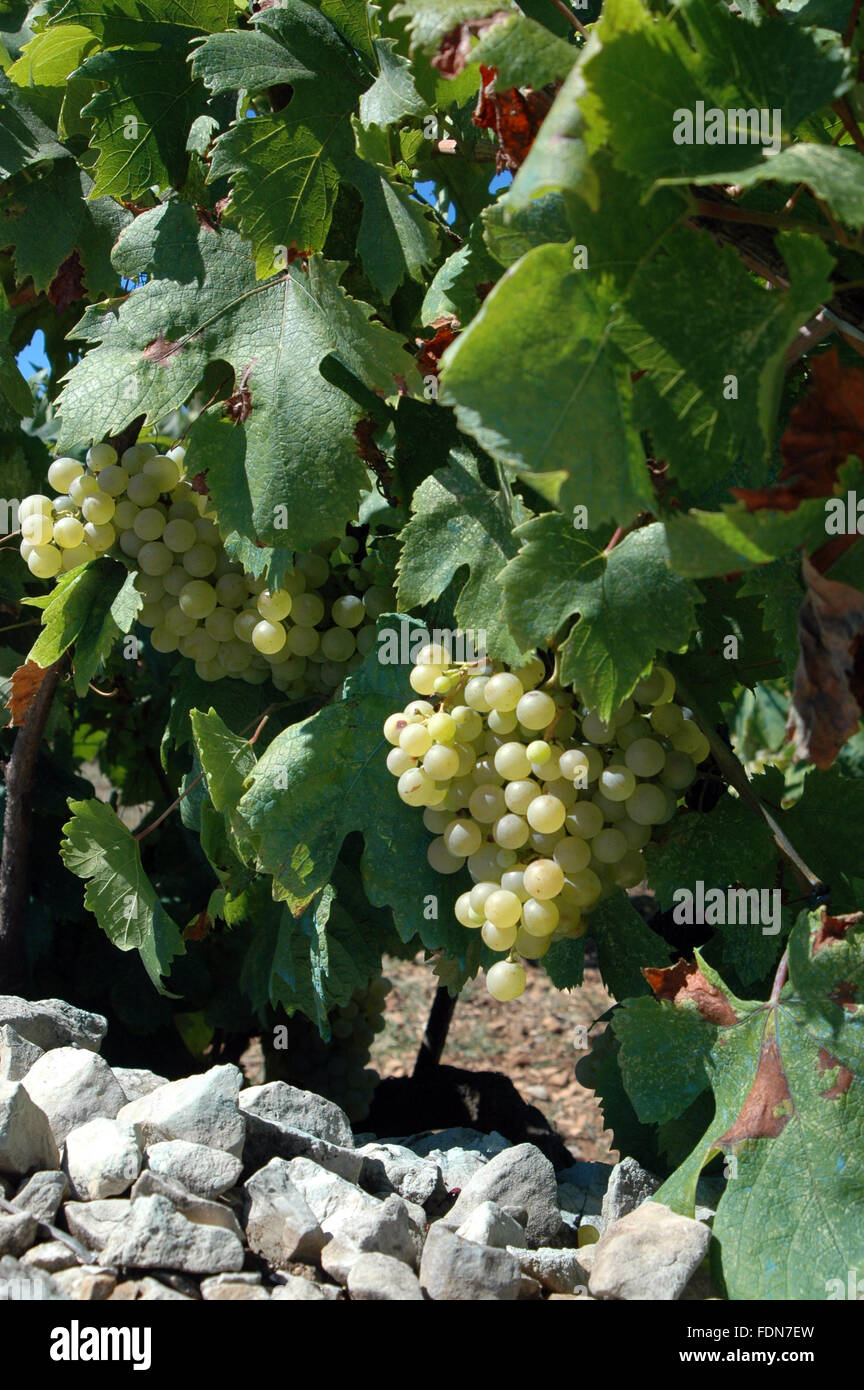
[787,555,864,767]
[816,1047,854,1099]
[642,958,740,1025]
[812,905,864,955]
[432,12,510,78]
[142,333,187,367]
[733,349,864,513]
[48,251,85,313]
[7,660,50,727]
[719,1028,793,1143]
[472,65,555,172]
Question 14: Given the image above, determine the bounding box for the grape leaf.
[685,143,864,229]
[27,558,142,697]
[580,0,851,185]
[421,217,501,325]
[347,123,439,299]
[0,67,68,176]
[392,0,511,53]
[612,995,715,1125]
[500,515,701,719]
[55,220,414,548]
[396,448,528,665]
[654,916,864,1300]
[441,241,654,527]
[189,708,256,817]
[60,797,186,993]
[470,12,576,88]
[234,616,486,973]
[195,3,366,265]
[664,496,834,578]
[0,161,130,296]
[359,36,426,127]
[238,872,392,1035]
[75,43,208,200]
[587,892,671,1001]
[48,0,234,45]
[616,231,835,493]
[784,767,864,914]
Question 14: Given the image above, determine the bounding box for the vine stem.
[0,658,64,993]
[769,950,789,1007]
[689,198,845,245]
[673,675,827,900]
[548,0,589,38]
[134,705,281,843]
[413,984,457,1075]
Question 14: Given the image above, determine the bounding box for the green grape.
[83,521,115,553]
[484,888,522,929]
[521,897,559,937]
[137,540,173,574]
[468,784,507,823]
[503,779,540,816]
[182,544,217,577]
[27,545,62,578]
[661,750,697,790]
[331,594,365,628]
[132,506,166,541]
[204,607,238,642]
[493,742,532,780]
[320,627,355,662]
[126,473,161,507]
[486,960,526,1001]
[252,620,287,655]
[81,493,116,526]
[113,498,138,528]
[48,457,84,492]
[179,580,218,619]
[625,782,668,825]
[164,605,197,637]
[427,836,466,875]
[599,764,637,802]
[19,495,53,519]
[624,738,666,778]
[481,920,518,951]
[564,801,605,840]
[523,858,564,900]
[86,442,118,471]
[455,891,484,928]
[515,689,556,730]
[297,551,330,587]
[492,813,529,850]
[286,625,319,656]
[591,827,628,864]
[526,794,566,833]
[150,626,179,653]
[21,513,54,545]
[423,744,460,780]
[484,672,524,712]
[60,543,95,571]
[553,835,591,874]
[163,518,197,553]
[97,465,130,497]
[68,474,101,505]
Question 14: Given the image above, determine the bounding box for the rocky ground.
[0,994,721,1301]
[370,952,616,1162]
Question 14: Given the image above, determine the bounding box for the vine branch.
[0,659,64,994]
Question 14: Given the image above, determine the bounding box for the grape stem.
[673,674,828,901]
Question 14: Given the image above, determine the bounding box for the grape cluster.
[18,441,394,697]
[383,645,710,1001]
[263,976,391,1123]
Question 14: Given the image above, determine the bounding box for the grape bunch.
[383,645,710,1002]
[18,440,394,697]
[263,975,391,1123]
